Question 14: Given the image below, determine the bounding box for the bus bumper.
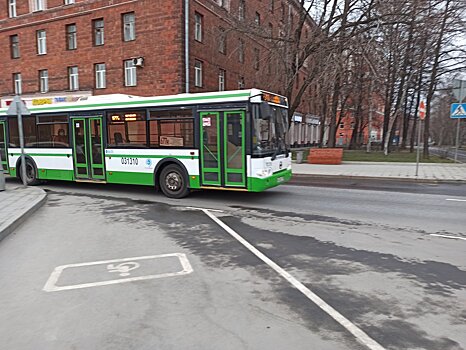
[249,168,292,192]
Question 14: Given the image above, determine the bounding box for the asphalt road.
[0,177,465,350]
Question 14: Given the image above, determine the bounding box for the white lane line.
[430,234,466,241]
[446,198,466,202]
[199,208,386,350]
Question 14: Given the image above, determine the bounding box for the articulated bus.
[0,89,291,198]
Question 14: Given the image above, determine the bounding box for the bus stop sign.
[7,95,31,116]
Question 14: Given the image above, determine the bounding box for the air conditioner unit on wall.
[133,57,144,67]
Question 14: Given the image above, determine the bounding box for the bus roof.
[0,88,287,116]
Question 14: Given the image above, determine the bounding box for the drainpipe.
[184,0,190,93]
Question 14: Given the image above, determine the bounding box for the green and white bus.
[0,89,291,198]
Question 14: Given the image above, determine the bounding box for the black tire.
[19,159,41,185]
[159,164,190,198]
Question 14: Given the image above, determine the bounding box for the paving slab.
[292,162,466,182]
[0,185,47,242]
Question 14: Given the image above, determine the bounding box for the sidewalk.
[292,161,466,182]
[0,184,47,242]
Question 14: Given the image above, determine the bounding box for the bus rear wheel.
[159,164,190,198]
[19,159,41,186]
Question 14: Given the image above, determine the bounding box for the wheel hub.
[166,172,181,191]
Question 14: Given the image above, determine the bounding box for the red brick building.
[0,0,316,116]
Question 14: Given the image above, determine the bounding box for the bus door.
[71,117,105,181]
[200,110,246,188]
[0,121,8,172]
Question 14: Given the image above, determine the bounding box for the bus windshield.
[253,102,289,157]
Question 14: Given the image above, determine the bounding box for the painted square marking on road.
[43,253,193,292]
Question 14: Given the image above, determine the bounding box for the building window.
[255,12,260,26]
[194,12,203,42]
[194,60,203,87]
[33,0,45,11]
[68,66,79,90]
[64,0,75,4]
[238,0,245,20]
[95,63,106,89]
[218,69,225,91]
[93,18,104,46]
[281,3,285,20]
[66,24,77,50]
[238,76,245,89]
[124,59,137,86]
[8,0,16,17]
[238,39,244,63]
[122,12,135,41]
[13,73,21,94]
[269,0,274,12]
[219,28,226,54]
[254,48,259,70]
[37,30,46,55]
[39,69,48,93]
[10,35,20,59]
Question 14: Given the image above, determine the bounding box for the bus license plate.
[277,176,285,183]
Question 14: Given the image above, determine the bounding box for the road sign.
[450,103,466,118]
[419,100,426,120]
[6,95,31,116]
[453,79,466,103]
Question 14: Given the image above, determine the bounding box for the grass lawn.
[343,150,454,163]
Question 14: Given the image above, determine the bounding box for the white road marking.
[185,206,224,213]
[43,253,193,292]
[198,208,386,350]
[446,198,466,202]
[430,234,466,241]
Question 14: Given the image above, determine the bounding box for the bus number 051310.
[121,157,138,165]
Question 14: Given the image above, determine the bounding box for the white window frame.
[194,60,203,87]
[39,70,49,93]
[93,19,104,46]
[64,0,75,4]
[124,60,137,86]
[123,12,135,41]
[66,24,77,50]
[10,35,20,59]
[238,0,245,20]
[13,73,22,95]
[8,0,17,18]
[238,39,244,63]
[238,77,245,89]
[218,69,225,91]
[194,13,202,42]
[95,63,106,89]
[37,30,47,55]
[68,66,79,91]
[32,0,45,12]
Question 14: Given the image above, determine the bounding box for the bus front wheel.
[159,164,190,199]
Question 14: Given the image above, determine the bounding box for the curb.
[0,188,47,243]
[289,173,466,185]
